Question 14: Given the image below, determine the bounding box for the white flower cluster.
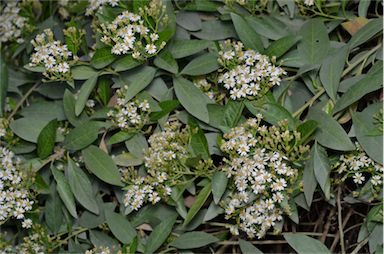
[218,40,286,100]
[108,86,151,131]
[333,145,383,195]
[99,3,166,59]
[29,29,76,81]
[123,121,190,211]
[86,0,120,16]
[0,118,7,139]
[220,116,308,238]
[303,0,315,6]
[123,172,172,211]
[0,147,33,227]
[0,2,27,43]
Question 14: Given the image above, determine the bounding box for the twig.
[7,82,40,121]
[331,209,353,252]
[320,208,336,243]
[350,237,370,254]
[337,187,346,254]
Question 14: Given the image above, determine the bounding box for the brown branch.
[320,208,336,243]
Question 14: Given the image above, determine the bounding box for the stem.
[292,88,325,118]
[7,82,40,121]
[341,43,382,78]
[50,228,88,251]
[218,240,287,245]
[351,236,370,254]
[337,187,346,254]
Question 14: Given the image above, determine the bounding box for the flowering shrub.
[0,0,382,253]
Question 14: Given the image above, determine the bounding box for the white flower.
[145,44,157,54]
[304,0,314,6]
[150,33,159,41]
[86,99,95,108]
[353,172,365,185]
[22,218,33,228]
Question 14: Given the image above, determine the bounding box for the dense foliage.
[0,0,383,253]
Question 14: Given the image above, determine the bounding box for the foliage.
[0,0,382,253]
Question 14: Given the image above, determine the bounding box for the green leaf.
[265,35,300,59]
[176,11,201,31]
[312,142,331,200]
[144,214,178,254]
[189,118,210,160]
[64,121,104,151]
[108,131,135,145]
[184,182,211,226]
[125,133,148,159]
[223,100,244,128]
[244,100,296,130]
[358,0,371,17]
[45,184,63,234]
[150,100,180,121]
[307,108,355,151]
[105,210,136,244]
[348,18,383,49]
[51,167,78,218]
[191,20,236,40]
[319,45,349,101]
[169,40,212,59]
[296,120,318,144]
[334,61,383,113]
[75,74,98,116]
[170,231,219,249]
[298,19,330,65]
[239,239,264,254]
[174,77,214,123]
[10,118,53,143]
[90,230,120,249]
[82,145,123,186]
[71,65,98,80]
[212,171,228,204]
[20,101,66,121]
[113,152,143,167]
[284,233,331,254]
[63,90,87,127]
[245,16,289,40]
[353,103,383,164]
[67,158,99,214]
[180,52,220,76]
[231,13,264,52]
[0,52,8,117]
[184,0,221,11]
[112,55,142,72]
[154,51,178,74]
[123,66,157,102]
[37,119,57,159]
[91,47,116,69]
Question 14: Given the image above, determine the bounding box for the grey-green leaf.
[180,52,220,76]
[352,103,383,164]
[239,239,264,254]
[144,214,178,254]
[265,35,301,59]
[334,61,382,113]
[348,18,383,49]
[154,51,178,74]
[64,121,103,151]
[174,77,214,123]
[319,45,349,101]
[112,55,142,72]
[307,108,355,151]
[37,119,58,159]
[75,75,98,116]
[105,210,136,244]
[170,231,219,249]
[284,233,331,254]
[212,171,228,204]
[184,182,211,226]
[67,158,99,214]
[0,52,8,117]
[72,65,98,80]
[298,19,330,65]
[82,145,123,186]
[91,47,116,69]
[312,143,331,200]
[123,66,157,102]
[231,13,264,52]
[169,40,212,59]
[51,167,78,218]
